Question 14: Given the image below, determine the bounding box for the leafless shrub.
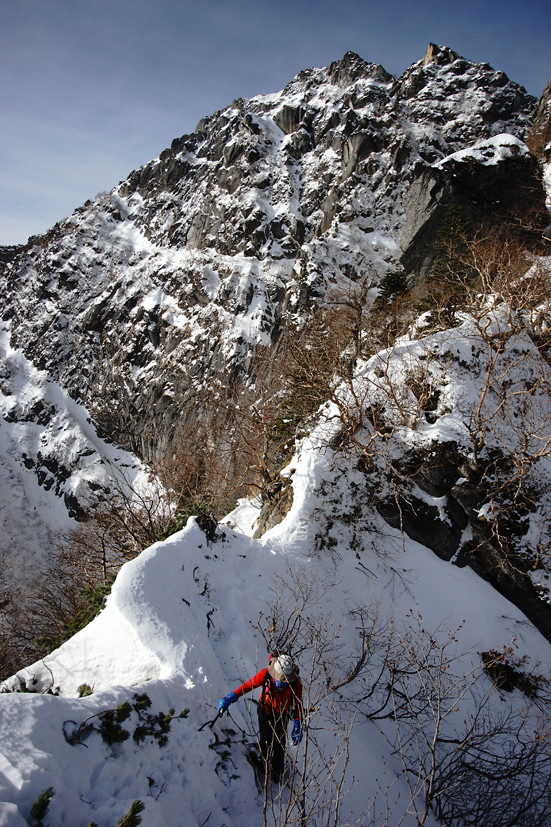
[0,467,174,679]
[249,567,551,827]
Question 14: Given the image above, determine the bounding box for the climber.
[218,653,303,782]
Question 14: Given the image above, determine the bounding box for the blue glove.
[218,692,237,715]
[291,719,303,745]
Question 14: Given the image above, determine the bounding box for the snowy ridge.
[433,133,531,168]
[2,310,551,824]
[0,325,155,590]
[1,443,550,825]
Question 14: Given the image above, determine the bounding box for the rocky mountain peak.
[1,45,551,691]
[422,42,460,66]
[328,50,394,87]
[0,46,546,511]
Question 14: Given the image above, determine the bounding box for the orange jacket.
[234,668,303,721]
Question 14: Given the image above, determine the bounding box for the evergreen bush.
[29,787,55,827]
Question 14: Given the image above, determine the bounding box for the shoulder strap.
[260,670,272,707]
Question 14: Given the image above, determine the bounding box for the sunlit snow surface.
[2,258,551,823]
[433,133,531,168]
[1,409,550,825]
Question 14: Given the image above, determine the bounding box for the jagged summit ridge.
[327,50,394,86]
[423,42,461,66]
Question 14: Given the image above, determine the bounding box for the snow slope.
[1,410,550,826]
[0,325,157,595]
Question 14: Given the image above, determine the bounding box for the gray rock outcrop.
[399,136,548,284]
[375,442,551,642]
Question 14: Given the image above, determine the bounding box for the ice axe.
[198,710,222,731]
[199,692,236,730]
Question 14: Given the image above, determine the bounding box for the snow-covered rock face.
[1,46,538,472]
[0,43,548,618]
[400,133,548,283]
[527,78,551,163]
[527,78,551,213]
[0,326,155,594]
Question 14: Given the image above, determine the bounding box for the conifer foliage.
[63,692,189,748]
[28,787,55,827]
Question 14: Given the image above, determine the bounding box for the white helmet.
[268,653,299,682]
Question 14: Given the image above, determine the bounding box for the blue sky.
[1,0,550,245]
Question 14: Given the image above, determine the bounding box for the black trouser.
[257,705,287,780]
